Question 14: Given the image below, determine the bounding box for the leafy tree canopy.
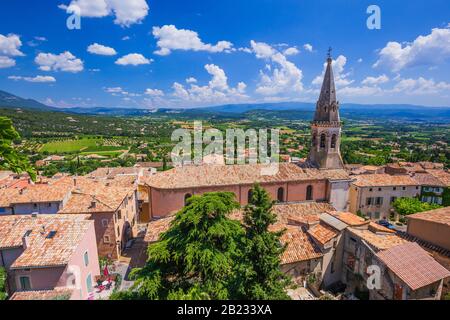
[239,184,291,300]
[112,192,244,300]
[393,197,442,216]
[0,116,36,180]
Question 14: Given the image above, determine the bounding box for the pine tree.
[240,183,291,300]
[112,192,244,300]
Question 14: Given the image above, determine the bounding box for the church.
[142,54,351,219]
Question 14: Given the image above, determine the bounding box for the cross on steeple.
[327,47,332,60]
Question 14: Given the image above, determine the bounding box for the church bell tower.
[307,49,344,169]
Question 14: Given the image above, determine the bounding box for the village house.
[0,214,100,300]
[337,213,449,300]
[7,178,75,215]
[411,172,448,205]
[58,180,139,260]
[406,206,450,251]
[349,174,420,220]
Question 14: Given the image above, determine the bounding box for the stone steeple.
[307,49,344,169]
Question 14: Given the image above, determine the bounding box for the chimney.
[91,201,96,209]
[73,178,77,187]
[40,225,46,235]
[22,230,31,249]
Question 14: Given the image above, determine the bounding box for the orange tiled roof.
[411,173,446,187]
[280,226,323,264]
[348,228,407,251]
[353,174,419,187]
[407,206,450,227]
[377,242,450,291]
[144,216,175,242]
[10,178,74,204]
[0,188,20,207]
[0,214,92,268]
[328,211,368,227]
[307,223,339,246]
[10,288,73,300]
[143,163,350,189]
[426,169,450,186]
[58,185,134,214]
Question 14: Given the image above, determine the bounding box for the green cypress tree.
[240,183,291,300]
[112,192,244,300]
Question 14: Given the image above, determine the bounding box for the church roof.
[314,53,340,123]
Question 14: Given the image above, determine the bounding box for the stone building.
[142,163,351,218]
[348,174,420,220]
[306,53,345,170]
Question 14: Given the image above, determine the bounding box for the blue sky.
[0,0,449,109]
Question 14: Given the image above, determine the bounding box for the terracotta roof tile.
[407,206,450,227]
[426,169,450,186]
[280,226,323,264]
[143,163,350,189]
[377,242,450,290]
[348,228,407,251]
[411,173,446,187]
[0,215,92,268]
[307,223,339,246]
[10,288,73,300]
[328,211,368,227]
[353,174,419,187]
[144,216,175,242]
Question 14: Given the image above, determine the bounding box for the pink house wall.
[9,221,100,300]
[149,180,329,218]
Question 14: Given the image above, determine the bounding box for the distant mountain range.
[0,90,55,111]
[1,89,449,122]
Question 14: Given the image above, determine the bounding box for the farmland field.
[40,138,101,153]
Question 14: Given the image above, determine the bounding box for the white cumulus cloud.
[362,74,389,85]
[61,0,149,27]
[87,43,117,56]
[391,77,450,95]
[250,40,303,96]
[145,88,164,96]
[152,25,233,56]
[312,55,353,87]
[374,25,450,71]
[303,43,313,52]
[171,64,247,106]
[0,56,16,68]
[283,47,299,56]
[35,51,84,72]
[0,34,24,57]
[115,53,151,66]
[8,75,56,83]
